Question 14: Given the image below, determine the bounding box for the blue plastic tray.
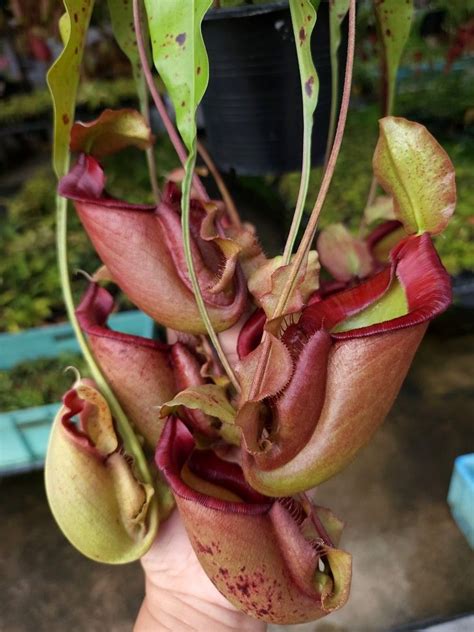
[0,309,155,475]
[448,454,474,550]
[0,402,59,475]
[0,310,154,370]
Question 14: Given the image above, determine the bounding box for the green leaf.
[143,0,212,152]
[160,384,237,425]
[373,117,456,235]
[107,0,147,103]
[332,279,408,333]
[284,0,319,261]
[373,0,413,115]
[58,12,71,46]
[289,0,319,115]
[47,1,95,177]
[326,0,350,162]
[70,108,153,158]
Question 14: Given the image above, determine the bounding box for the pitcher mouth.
[156,417,272,515]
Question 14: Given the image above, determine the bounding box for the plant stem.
[282,0,319,265]
[133,0,209,202]
[197,140,241,227]
[248,0,355,400]
[56,193,154,489]
[181,148,241,393]
[197,141,242,226]
[139,87,161,204]
[282,130,311,264]
[324,26,339,167]
[145,145,161,203]
[364,174,378,220]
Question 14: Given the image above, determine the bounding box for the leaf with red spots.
[107,0,148,105]
[47,0,95,177]
[285,0,319,256]
[143,0,212,152]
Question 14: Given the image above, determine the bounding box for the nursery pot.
[201,1,348,175]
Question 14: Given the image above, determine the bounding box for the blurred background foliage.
[0,352,86,411]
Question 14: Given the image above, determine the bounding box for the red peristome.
[237,309,267,360]
[58,154,156,210]
[313,279,350,301]
[76,283,169,352]
[156,418,271,515]
[261,329,332,468]
[187,450,269,504]
[60,387,100,456]
[294,233,451,342]
[393,232,452,318]
[59,154,108,201]
[237,280,350,360]
[293,267,392,340]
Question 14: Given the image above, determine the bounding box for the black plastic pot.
[201,1,348,175]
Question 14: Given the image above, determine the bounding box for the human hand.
[134,510,267,632]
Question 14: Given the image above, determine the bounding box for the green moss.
[0,167,101,332]
[397,70,474,131]
[0,135,180,333]
[434,138,474,275]
[278,107,378,232]
[0,78,138,124]
[0,353,87,412]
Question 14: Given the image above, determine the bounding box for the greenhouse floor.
[1,326,473,632]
